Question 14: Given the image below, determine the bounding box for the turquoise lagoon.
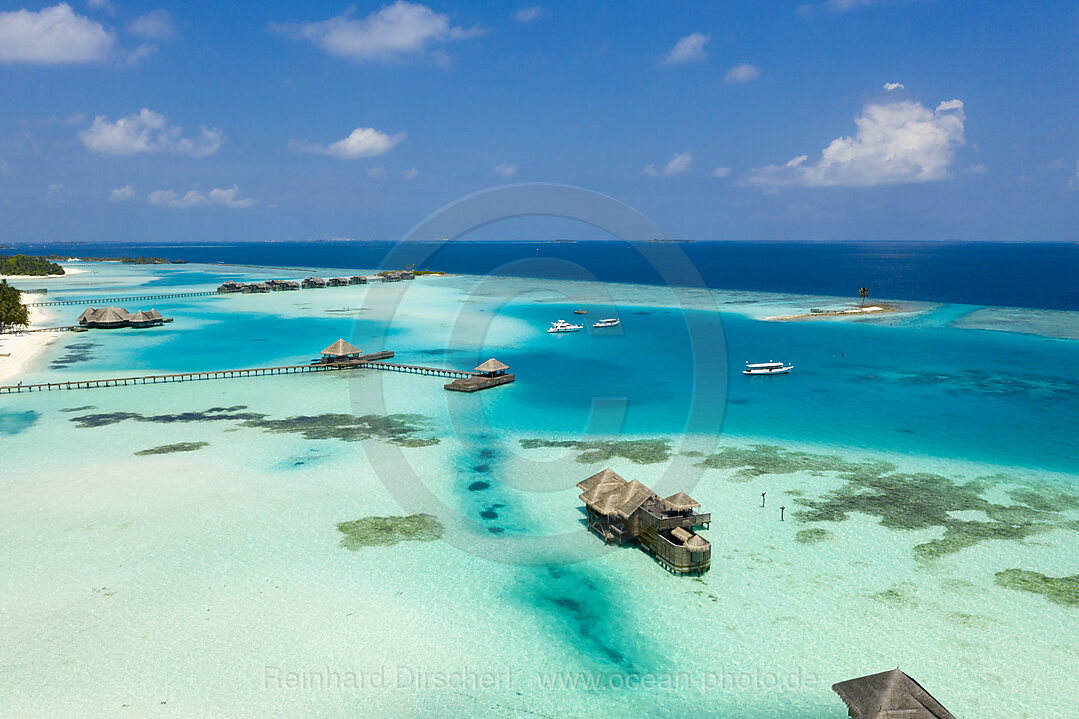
[1,261,1078,717]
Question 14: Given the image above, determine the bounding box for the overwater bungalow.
[832,668,954,719]
[77,307,169,329]
[349,275,368,285]
[444,358,515,392]
[319,338,364,363]
[266,279,299,291]
[241,282,271,293]
[327,277,350,287]
[216,280,243,293]
[302,276,326,289]
[577,469,711,575]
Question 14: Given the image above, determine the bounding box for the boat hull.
[743,366,793,375]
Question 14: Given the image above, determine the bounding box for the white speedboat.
[548,319,584,333]
[743,361,793,375]
[592,318,621,328]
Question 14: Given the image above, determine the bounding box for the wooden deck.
[444,374,516,392]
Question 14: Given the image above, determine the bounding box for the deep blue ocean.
[8,240,1079,311]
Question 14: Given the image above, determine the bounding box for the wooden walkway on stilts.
[0,351,483,394]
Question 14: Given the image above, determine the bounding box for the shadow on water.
[0,410,40,434]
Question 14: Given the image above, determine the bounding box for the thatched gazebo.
[832,668,955,719]
[474,358,509,377]
[664,491,701,511]
[319,339,363,362]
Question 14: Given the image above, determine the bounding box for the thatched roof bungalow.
[319,338,363,362]
[349,275,368,285]
[302,276,326,289]
[576,469,711,575]
[77,306,168,329]
[327,277,350,287]
[217,280,243,293]
[832,669,954,719]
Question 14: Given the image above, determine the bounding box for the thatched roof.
[82,307,131,324]
[577,468,626,493]
[130,310,152,323]
[76,307,95,323]
[670,527,693,543]
[664,491,700,510]
[594,479,656,519]
[145,309,163,320]
[686,534,708,548]
[832,669,955,719]
[474,358,509,373]
[321,339,362,356]
[578,469,628,506]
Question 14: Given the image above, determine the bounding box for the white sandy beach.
[0,305,60,385]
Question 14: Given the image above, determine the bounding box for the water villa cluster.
[577,469,711,575]
[76,307,170,329]
[444,358,515,392]
[217,279,299,293]
[832,668,954,719]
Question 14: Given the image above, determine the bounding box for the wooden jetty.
[444,358,515,392]
[27,291,216,307]
[577,469,711,575]
[0,345,514,394]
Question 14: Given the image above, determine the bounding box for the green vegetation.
[0,254,64,276]
[336,514,444,550]
[134,441,210,456]
[994,569,1079,608]
[0,279,30,330]
[519,438,672,464]
[859,285,869,308]
[43,254,184,264]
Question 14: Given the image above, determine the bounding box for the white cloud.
[747,98,966,188]
[46,182,64,201]
[643,152,692,177]
[290,127,405,160]
[661,32,709,66]
[127,10,174,41]
[108,184,135,201]
[513,6,543,23]
[87,0,115,14]
[799,0,880,14]
[712,166,733,178]
[366,166,386,178]
[147,185,255,209]
[402,168,419,179]
[883,81,904,92]
[274,2,485,63]
[79,109,224,157]
[965,163,987,175]
[0,3,114,64]
[723,63,760,85]
[493,163,519,178]
[1068,159,1079,190]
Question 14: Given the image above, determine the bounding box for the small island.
[0,254,65,277]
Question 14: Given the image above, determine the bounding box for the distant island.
[0,254,65,276]
[46,254,186,265]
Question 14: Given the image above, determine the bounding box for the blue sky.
[1,0,1077,243]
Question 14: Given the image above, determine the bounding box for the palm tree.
[859,286,869,308]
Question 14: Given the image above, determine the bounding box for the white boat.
[548,319,584,333]
[743,361,793,375]
[592,318,621,328]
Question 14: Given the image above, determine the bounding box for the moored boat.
[743,361,793,375]
[592,318,621,328]
[548,319,584,333]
